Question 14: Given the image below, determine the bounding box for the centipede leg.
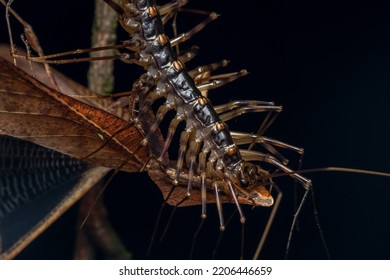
[198,151,208,219]
[141,103,172,146]
[174,130,191,184]
[188,150,208,258]
[218,104,282,123]
[214,182,225,232]
[203,161,224,232]
[254,111,281,139]
[210,101,282,128]
[188,60,229,80]
[135,91,165,122]
[173,134,199,206]
[177,45,199,64]
[214,100,275,114]
[157,117,182,161]
[231,132,304,165]
[159,0,188,25]
[170,12,218,47]
[216,102,282,147]
[184,140,198,198]
[196,70,249,93]
[159,137,199,241]
[240,150,312,189]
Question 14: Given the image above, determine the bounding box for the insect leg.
[219,104,282,123]
[231,132,304,165]
[214,100,277,114]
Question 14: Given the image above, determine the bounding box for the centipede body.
[1,0,390,259]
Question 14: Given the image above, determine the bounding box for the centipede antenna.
[268,166,390,178]
[293,152,305,232]
[146,201,166,258]
[146,185,178,258]
[240,221,245,260]
[159,205,178,242]
[310,186,331,259]
[285,188,310,259]
[253,183,282,260]
[79,158,130,230]
[189,217,205,259]
[212,209,237,259]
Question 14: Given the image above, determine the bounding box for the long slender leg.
[240,149,312,189]
[231,131,304,165]
[177,45,199,64]
[188,60,229,81]
[188,150,208,258]
[159,136,198,241]
[170,12,219,47]
[197,70,249,93]
[214,100,276,114]
[219,104,282,123]
[158,117,183,161]
[3,0,59,90]
[141,103,173,146]
[174,130,191,185]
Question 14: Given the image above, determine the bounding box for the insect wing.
[0,57,150,172]
[0,136,112,259]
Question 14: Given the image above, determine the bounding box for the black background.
[1,0,390,260]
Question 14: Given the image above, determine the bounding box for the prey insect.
[0,0,390,260]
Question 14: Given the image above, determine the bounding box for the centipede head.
[230,162,275,208]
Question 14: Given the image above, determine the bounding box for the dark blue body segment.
[149,39,176,69]
[193,100,220,127]
[211,125,235,149]
[166,66,200,103]
[127,0,243,169]
[140,9,164,41]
